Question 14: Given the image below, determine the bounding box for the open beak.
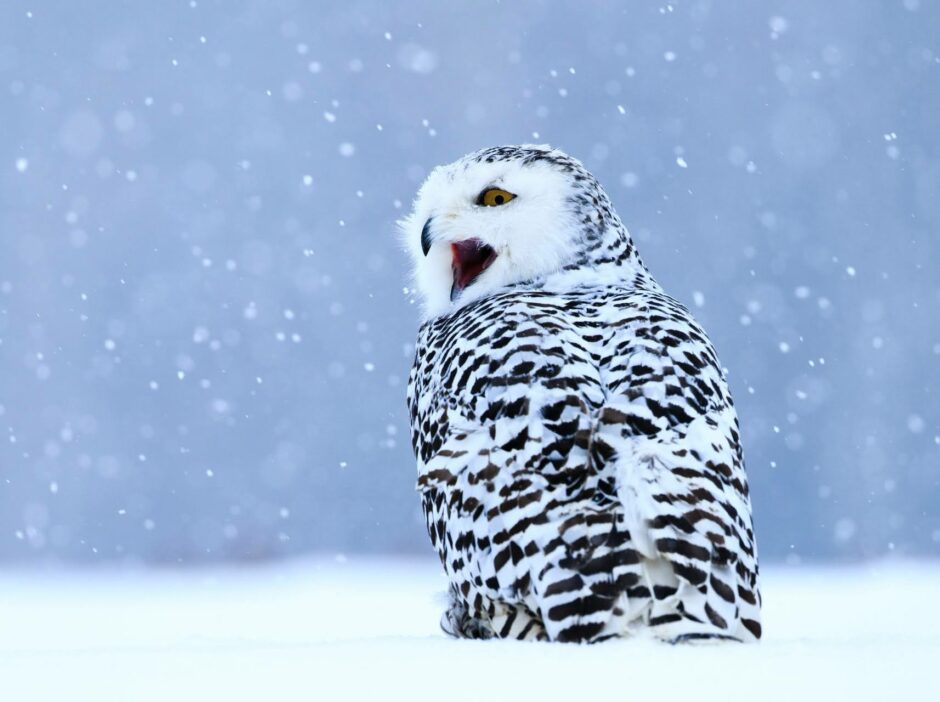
[421,218,434,256]
[450,239,497,301]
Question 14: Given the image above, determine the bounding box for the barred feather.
[405,145,761,643]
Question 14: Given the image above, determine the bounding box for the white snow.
[0,558,936,701]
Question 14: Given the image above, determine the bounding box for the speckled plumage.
[404,145,761,643]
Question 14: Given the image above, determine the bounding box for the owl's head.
[401,145,643,319]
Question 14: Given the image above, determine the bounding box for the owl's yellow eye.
[478,188,516,207]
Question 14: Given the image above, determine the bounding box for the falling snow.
[0,1,935,573]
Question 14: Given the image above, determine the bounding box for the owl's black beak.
[421,217,434,256]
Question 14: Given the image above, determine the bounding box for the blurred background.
[0,0,937,568]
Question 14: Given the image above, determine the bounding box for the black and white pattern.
[404,145,760,643]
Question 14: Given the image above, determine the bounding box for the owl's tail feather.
[440,583,548,641]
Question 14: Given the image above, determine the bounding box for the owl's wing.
[595,291,761,641]
[407,303,606,485]
[406,309,608,639]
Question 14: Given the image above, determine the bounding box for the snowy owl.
[403,145,761,643]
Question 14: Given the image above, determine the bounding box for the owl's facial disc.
[450,239,497,301]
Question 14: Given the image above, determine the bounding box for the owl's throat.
[450,239,497,301]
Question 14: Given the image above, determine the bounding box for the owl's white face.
[401,147,584,319]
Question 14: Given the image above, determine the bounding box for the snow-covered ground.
[1,558,937,701]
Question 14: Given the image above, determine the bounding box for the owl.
[402,145,760,643]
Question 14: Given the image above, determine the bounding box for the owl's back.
[408,281,761,643]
